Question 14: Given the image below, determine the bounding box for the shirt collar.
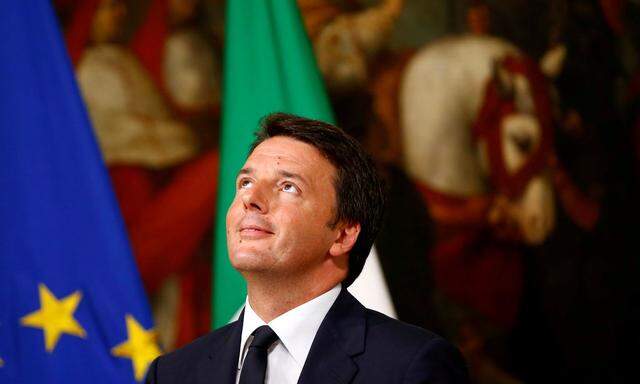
[239,284,341,367]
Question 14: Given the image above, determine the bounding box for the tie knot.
[249,325,279,349]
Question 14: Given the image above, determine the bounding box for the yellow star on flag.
[20,283,86,352]
[111,314,161,381]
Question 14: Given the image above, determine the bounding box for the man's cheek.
[226,203,240,228]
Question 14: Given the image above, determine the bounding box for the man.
[145,113,469,383]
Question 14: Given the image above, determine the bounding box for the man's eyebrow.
[278,170,309,185]
[237,167,253,177]
[237,167,309,185]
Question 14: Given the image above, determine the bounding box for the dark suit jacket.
[145,289,469,383]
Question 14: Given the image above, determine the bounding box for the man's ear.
[329,222,361,257]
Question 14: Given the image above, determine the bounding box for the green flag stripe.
[270,0,334,122]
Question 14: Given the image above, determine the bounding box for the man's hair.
[249,112,386,286]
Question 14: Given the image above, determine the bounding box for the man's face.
[169,0,198,26]
[226,137,339,278]
[92,0,127,44]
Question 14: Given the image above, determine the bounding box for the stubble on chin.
[228,242,276,274]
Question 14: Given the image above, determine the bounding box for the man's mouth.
[239,225,274,239]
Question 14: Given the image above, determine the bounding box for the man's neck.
[245,275,341,323]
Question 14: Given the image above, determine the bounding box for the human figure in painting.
[70,0,219,351]
[131,0,221,149]
[125,0,223,350]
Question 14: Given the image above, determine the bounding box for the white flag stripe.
[347,246,396,318]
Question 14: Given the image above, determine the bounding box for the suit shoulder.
[362,309,470,383]
[365,308,442,345]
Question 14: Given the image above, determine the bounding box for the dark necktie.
[239,325,279,384]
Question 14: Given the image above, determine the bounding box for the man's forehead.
[241,137,337,187]
[246,137,324,167]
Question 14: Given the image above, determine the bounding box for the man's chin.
[229,251,273,272]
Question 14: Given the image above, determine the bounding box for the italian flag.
[212,0,395,328]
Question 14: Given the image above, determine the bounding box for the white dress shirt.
[235,284,341,384]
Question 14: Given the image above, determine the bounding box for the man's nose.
[241,183,269,213]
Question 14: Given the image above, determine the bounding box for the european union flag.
[0,1,160,382]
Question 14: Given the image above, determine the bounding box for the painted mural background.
[55,1,640,382]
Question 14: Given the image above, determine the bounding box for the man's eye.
[281,183,298,193]
[238,179,252,189]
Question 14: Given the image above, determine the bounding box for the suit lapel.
[297,289,366,384]
[196,312,244,384]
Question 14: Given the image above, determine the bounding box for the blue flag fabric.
[0,1,160,382]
